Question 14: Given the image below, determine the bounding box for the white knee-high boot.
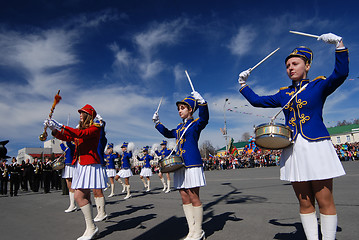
[300,211,319,240]
[192,205,205,240]
[183,204,195,240]
[116,178,126,193]
[94,197,108,222]
[65,191,77,213]
[78,203,98,240]
[165,179,171,193]
[160,177,166,191]
[320,213,337,240]
[141,178,147,189]
[108,184,115,198]
[124,185,131,199]
[146,179,151,192]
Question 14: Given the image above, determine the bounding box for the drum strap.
[167,121,194,158]
[271,83,308,123]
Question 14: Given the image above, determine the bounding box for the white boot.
[93,197,108,222]
[300,212,319,240]
[124,185,131,199]
[192,205,205,240]
[104,182,110,191]
[65,191,77,213]
[320,213,337,240]
[165,179,171,193]
[116,178,126,193]
[146,179,151,192]
[183,204,195,240]
[141,178,147,190]
[108,184,115,198]
[77,203,98,240]
[160,177,167,191]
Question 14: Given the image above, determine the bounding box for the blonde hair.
[78,112,93,130]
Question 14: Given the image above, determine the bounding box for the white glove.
[318,33,342,48]
[191,91,205,104]
[44,119,63,131]
[152,112,160,124]
[238,69,251,85]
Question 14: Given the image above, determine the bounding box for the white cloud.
[227,26,257,56]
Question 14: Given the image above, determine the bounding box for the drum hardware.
[159,121,194,173]
[254,83,308,150]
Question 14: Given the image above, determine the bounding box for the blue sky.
[1,0,358,156]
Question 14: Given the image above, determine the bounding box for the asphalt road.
[1,161,358,240]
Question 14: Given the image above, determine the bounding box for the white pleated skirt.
[106,168,117,178]
[174,166,206,189]
[71,162,108,189]
[140,167,153,177]
[116,168,133,178]
[62,164,75,179]
[280,134,346,182]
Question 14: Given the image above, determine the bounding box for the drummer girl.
[155,140,172,193]
[238,33,348,240]
[114,142,133,199]
[45,104,107,240]
[137,146,154,192]
[152,91,209,240]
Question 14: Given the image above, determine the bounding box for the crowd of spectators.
[203,142,359,171]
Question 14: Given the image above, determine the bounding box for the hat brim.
[285,54,308,64]
[176,101,192,110]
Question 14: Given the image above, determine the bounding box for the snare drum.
[158,155,184,173]
[254,123,293,150]
[52,158,65,170]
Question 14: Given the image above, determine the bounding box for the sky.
[1,0,359,157]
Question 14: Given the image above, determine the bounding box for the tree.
[200,140,216,158]
[241,132,251,142]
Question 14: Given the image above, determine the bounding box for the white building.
[17,138,63,163]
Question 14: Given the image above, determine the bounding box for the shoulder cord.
[271,83,308,123]
[167,121,194,158]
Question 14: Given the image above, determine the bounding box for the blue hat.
[285,46,313,65]
[107,143,113,149]
[121,142,128,148]
[176,96,198,112]
[160,140,167,145]
[142,146,149,152]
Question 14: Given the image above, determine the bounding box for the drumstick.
[185,70,195,92]
[289,30,320,39]
[155,96,163,113]
[250,47,280,72]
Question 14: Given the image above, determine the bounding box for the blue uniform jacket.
[155,102,209,168]
[97,125,107,165]
[120,151,132,169]
[139,154,154,168]
[240,48,349,142]
[155,148,172,159]
[104,153,118,169]
[60,142,75,165]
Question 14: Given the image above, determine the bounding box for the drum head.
[255,135,291,150]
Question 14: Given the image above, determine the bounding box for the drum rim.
[256,122,288,128]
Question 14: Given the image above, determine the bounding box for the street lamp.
[223,98,229,155]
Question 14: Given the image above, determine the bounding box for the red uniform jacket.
[54,125,101,165]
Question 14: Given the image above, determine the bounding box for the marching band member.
[153,92,209,240]
[137,146,153,192]
[60,140,77,213]
[45,104,107,240]
[9,157,21,197]
[104,143,119,197]
[42,157,52,194]
[92,114,108,223]
[155,140,172,193]
[238,33,348,240]
[0,160,8,195]
[114,142,133,199]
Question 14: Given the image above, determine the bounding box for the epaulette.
[92,123,101,128]
[279,86,289,91]
[311,76,326,82]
